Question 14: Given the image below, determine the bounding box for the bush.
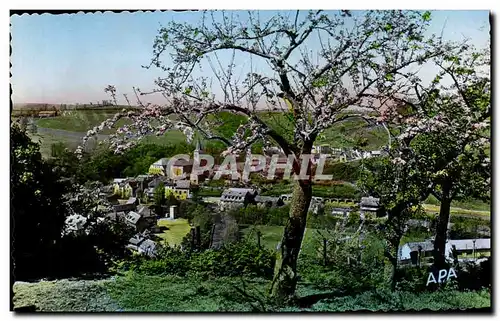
[449,216,489,239]
[321,160,362,182]
[298,233,386,294]
[120,240,275,279]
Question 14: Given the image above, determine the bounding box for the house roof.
[331,207,352,214]
[222,188,256,197]
[138,239,157,256]
[171,159,194,167]
[129,234,145,245]
[360,196,380,207]
[450,239,490,251]
[174,180,191,189]
[405,241,434,252]
[126,211,141,225]
[137,205,153,217]
[126,197,138,205]
[221,188,256,202]
[148,177,168,188]
[113,178,127,184]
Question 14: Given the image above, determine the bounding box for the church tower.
[191,138,202,184]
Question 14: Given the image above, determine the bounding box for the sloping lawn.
[13,275,491,312]
[241,225,324,256]
[155,218,191,246]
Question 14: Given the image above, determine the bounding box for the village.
[75,140,490,267]
[11,9,491,313]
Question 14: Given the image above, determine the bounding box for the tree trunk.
[270,179,312,301]
[433,181,452,268]
[385,235,401,291]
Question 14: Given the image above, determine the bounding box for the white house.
[399,240,452,265]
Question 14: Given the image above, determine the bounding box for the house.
[359,196,383,219]
[124,211,149,232]
[169,159,194,179]
[255,196,284,208]
[331,207,352,217]
[135,174,154,190]
[450,239,490,257]
[399,240,452,265]
[113,201,137,213]
[127,233,157,257]
[149,158,169,176]
[105,211,126,222]
[137,204,154,218]
[126,197,139,206]
[165,180,191,200]
[219,188,257,208]
[138,239,157,257]
[113,178,127,195]
[112,179,134,199]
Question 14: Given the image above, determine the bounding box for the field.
[155,219,191,246]
[422,204,490,220]
[29,109,389,151]
[13,275,491,312]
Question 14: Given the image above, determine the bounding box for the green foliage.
[449,216,490,239]
[321,160,362,182]
[11,123,69,281]
[13,275,490,312]
[153,182,166,211]
[229,205,290,226]
[120,240,275,279]
[72,142,194,184]
[421,11,432,22]
[298,233,386,294]
[308,288,490,312]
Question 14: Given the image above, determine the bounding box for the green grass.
[459,252,490,259]
[425,195,490,212]
[422,204,490,219]
[35,110,126,133]
[155,218,191,246]
[12,279,119,312]
[13,275,491,312]
[241,225,325,256]
[27,132,81,158]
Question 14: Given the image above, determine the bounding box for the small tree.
[153,182,166,216]
[359,154,431,290]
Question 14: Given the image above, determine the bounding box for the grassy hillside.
[13,275,491,312]
[33,109,389,151]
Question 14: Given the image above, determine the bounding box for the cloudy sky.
[10,10,490,105]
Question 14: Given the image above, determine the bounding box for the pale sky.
[10,10,490,105]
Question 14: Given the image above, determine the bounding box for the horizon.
[10,10,490,105]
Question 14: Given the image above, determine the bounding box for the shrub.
[298,233,386,294]
[120,240,275,279]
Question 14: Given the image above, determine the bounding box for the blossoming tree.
[364,44,490,269]
[405,46,490,267]
[80,10,455,299]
